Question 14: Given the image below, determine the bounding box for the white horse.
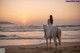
[43,24,61,49]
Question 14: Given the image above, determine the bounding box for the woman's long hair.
[49,15,53,24]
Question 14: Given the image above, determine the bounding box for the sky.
[0,0,80,25]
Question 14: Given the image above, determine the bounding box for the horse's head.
[43,24,47,37]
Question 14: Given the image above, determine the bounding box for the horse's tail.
[57,28,61,38]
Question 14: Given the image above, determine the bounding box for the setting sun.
[23,19,26,23]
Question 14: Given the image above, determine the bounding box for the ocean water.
[0,25,80,46]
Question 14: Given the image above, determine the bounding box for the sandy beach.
[0,42,80,53]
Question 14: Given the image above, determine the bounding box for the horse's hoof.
[50,47,53,49]
[45,48,49,50]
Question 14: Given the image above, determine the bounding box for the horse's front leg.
[50,38,52,49]
[46,38,48,49]
[53,38,57,49]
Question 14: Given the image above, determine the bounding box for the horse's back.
[51,26,58,37]
[52,26,61,38]
[54,26,61,38]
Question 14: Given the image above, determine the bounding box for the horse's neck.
[47,24,57,32]
[48,24,52,27]
[47,24,53,33]
[48,24,57,28]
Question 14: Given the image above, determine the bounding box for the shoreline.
[0,39,80,46]
[0,42,80,53]
[0,42,80,47]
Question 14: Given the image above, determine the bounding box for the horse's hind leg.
[53,38,57,49]
[50,38,52,49]
[58,31,61,48]
[46,38,48,49]
[58,36,61,48]
[58,29,61,48]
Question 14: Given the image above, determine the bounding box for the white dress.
[46,24,58,38]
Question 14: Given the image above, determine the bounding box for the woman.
[47,15,53,38]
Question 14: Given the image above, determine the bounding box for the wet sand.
[0,42,80,53]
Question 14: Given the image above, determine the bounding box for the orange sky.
[0,0,80,25]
